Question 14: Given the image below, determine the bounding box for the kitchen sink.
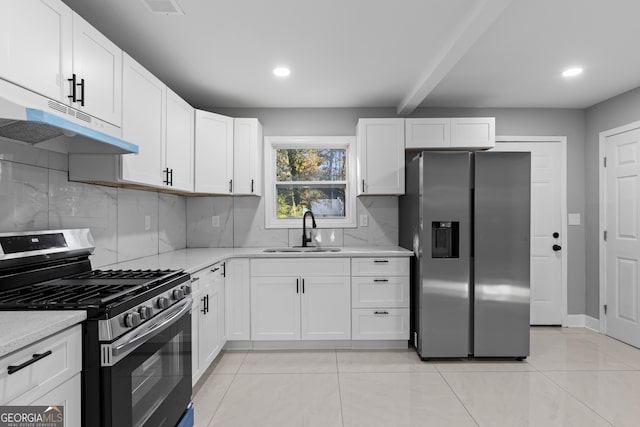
[263,247,342,253]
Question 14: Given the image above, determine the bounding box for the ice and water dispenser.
[431,222,459,258]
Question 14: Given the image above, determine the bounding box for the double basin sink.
[263,247,342,253]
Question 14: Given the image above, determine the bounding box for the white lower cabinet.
[225,258,251,341]
[191,262,226,385]
[1,325,82,426]
[250,259,351,341]
[351,257,410,341]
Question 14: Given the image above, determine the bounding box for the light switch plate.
[211,216,220,227]
[144,215,151,231]
[359,214,368,227]
[568,213,581,226]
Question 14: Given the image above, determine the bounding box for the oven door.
[101,298,192,427]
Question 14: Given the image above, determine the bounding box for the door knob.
[552,244,562,251]
[553,232,559,238]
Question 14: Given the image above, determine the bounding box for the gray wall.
[584,87,640,318]
[215,106,587,315]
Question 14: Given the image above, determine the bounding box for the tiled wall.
[0,140,186,267]
[186,194,398,248]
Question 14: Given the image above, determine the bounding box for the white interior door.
[604,129,640,347]
[493,140,565,325]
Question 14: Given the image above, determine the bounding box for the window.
[264,136,357,228]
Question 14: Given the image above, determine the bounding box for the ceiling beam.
[397,0,513,116]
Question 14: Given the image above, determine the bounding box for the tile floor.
[192,327,640,427]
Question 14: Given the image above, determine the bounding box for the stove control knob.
[172,288,185,301]
[124,312,141,328]
[181,284,192,295]
[138,306,153,320]
[156,297,170,309]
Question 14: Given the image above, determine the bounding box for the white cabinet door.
[71,13,122,126]
[357,118,405,195]
[405,118,450,149]
[191,294,201,385]
[165,88,194,192]
[11,374,81,427]
[225,259,251,341]
[251,277,301,341]
[194,111,234,194]
[0,0,72,103]
[198,285,220,369]
[233,118,263,195]
[451,118,495,149]
[121,53,165,186]
[301,276,351,340]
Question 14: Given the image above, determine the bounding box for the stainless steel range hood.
[0,80,138,155]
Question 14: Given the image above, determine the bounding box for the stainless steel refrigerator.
[399,151,530,359]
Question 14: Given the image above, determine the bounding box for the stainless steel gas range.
[0,229,194,427]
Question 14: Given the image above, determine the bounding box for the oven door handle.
[102,297,191,366]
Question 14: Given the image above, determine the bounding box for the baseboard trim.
[564,314,601,332]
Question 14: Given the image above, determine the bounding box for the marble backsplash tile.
[344,196,398,246]
[116,188,159,262]
[287,228,344,247]
[0,160,49,232]
[159,193,187,253]
[186,196,234,247]
[233,197,288,247]
[48,169,118,267]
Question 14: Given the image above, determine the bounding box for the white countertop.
[104,246,413,274]
[0,311,86,358]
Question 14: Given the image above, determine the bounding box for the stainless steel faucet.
[301,210,317,247]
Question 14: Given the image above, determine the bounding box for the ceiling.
[62,0,640,114]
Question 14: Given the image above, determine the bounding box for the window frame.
[264,136,357,229]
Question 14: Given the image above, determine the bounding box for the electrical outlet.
[144,215,151,231]
[359,214,368,227]
[211,216,220,227]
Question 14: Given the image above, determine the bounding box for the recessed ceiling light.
[562,67,583,78]
[273,67,291,77]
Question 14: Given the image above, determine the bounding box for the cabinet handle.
[77,77,85,106]
[222,262,226,277]
[251,179,254,193]
[373,260,389,264]
[374,311,389,315]
[205,294,209,314]
[229,179,233,193]
[373,279,389,282]
[162,167,169,185]
[67,74,77,103]
[302,278,305,293]
[169,168,173,186]
[296,278,299,294]
[211,267,220,273]
[200,296,207,314]
[8,351,52,375]
[191,277,200,283]
[362,179,365,193]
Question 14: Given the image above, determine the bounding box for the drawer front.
[190,268,212,295]
[352,308,410,340]
[351,257,409,276]
[251,258,350,277]
[0,325,82,404]
[351,276,410,308]
[210,262,225,283]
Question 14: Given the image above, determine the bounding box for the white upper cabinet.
[357,118,405,195]
[0,0,72,103]
[405,118,495,149]
[233,118,263,196]
[165,88,194,192]
[71,13,122,126]
[121,53,166,186]
[194,111,234,194]
[450,117,495,148]
[0,1,122,128]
